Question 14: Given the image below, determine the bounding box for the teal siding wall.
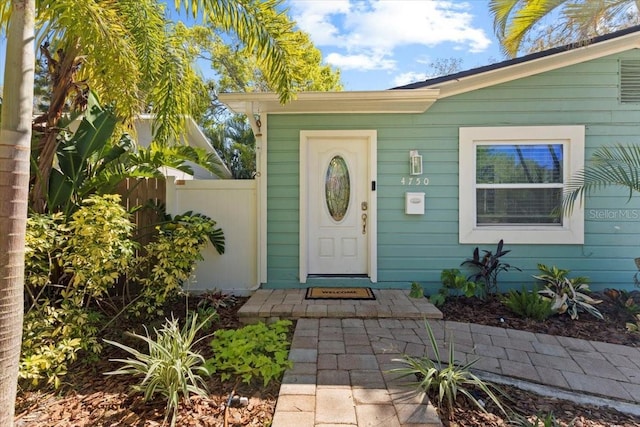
[265,50,640,292]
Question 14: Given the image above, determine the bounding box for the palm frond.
[174,0,296,103]
[563,144,640,214]
[503,0,567,57]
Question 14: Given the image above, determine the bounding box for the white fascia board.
[219,90,440,115]
[435,34,640,98]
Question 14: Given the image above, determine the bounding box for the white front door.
[300,131,376,280]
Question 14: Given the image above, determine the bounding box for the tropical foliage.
[562,144,640,214]
[129,211,224,317]
[534,264,603,320]
[21,194,224,387]
[461,239,520,297]
[430,268,479,306]
[2,0,310,422]
[207,115,257,179]
[490,0,640,56]
[105,313,215,427]
[22,195,136,388]
[503,286,555,321]
[207,320,293,386]
[1,0,309,211]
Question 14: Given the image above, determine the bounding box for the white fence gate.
[166,178,258,295]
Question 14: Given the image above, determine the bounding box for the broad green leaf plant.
[128,211,224,317]
[534,264,603,320]
[206,320,293,386]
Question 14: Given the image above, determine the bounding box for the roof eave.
[430,32,640,98]
[219,90,440,115]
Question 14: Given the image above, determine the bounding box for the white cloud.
[325,52,395,71]
[289,0,491,72]
[392,71,429,87]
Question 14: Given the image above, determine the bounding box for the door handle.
[362,213,367,234]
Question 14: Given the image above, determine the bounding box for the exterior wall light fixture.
[410,150,423,175]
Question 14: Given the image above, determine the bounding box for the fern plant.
[503,286,554,321]
[388,320,507,419]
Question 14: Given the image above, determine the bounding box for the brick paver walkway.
[239,289,640,427]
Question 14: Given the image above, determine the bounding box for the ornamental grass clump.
[104,312,215,427]
[389,320,508,420]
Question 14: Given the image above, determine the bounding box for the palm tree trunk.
[0,1,36,425]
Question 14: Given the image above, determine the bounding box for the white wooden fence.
[165,178,258,295]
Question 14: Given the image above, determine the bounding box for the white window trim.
[459,126,585,244]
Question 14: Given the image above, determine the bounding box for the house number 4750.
[401,177,429,185]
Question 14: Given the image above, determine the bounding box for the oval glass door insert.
[325,156,350,221]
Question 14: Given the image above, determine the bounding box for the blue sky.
[285,0,504,90]
[0,0,505,92]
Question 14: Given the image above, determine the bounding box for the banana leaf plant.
[42,92,223,217]
[43,92,140,216]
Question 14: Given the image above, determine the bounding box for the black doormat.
[305,287,375,300]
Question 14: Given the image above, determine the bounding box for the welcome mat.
[305,287,375,300]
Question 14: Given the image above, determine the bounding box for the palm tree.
[490,0,640,57]
[25,0,300,212]
[562,144,640,213]
[208,115,257,179]
[0,0,299,424]
[0,2,34,425]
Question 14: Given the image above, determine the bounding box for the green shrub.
[206,320,293,386]
[21,195,135,388]
[21,196,223,388]
[20,301,103,389]
[388,320,507,419]
[129,212,223,317]
[104,313,214,427]
[534,264,603,320]
[409,282,424,298]
[503,286,554,321]
[430,268,479,306]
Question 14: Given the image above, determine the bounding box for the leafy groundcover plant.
[104,313,215,427]
[206,320,293,386]
[388,320,508,420]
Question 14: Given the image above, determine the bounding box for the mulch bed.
[439,290,640,347]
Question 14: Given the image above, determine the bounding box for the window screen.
[475,144,563,225]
